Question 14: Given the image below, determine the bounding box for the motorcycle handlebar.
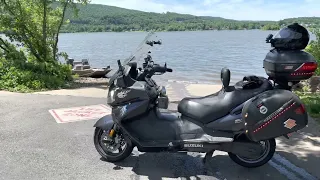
[146,40,162,46]
[152,64,173,73]
[152,65,166,73]
[154,40,162,45]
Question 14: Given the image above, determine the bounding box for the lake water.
[58,30,315,85]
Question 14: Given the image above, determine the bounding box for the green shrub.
[297,92,320,118]
[305,29,320,75]
[298,29,320,119]
[0,53,73,92]
[0,0,89,92]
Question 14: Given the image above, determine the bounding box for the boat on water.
[67,58,112,78]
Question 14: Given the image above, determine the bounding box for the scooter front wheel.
[94,127,133,162]
[228,138,276,168]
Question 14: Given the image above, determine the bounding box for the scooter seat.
[177,78,272,124]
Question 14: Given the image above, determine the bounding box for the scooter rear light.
[290,62,317,76]
[295,104,306,115]
[295,62,318,72]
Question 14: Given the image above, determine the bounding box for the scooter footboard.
[242,90,308,142]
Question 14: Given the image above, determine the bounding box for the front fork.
[109,128,116,138]
[102,124,117,144]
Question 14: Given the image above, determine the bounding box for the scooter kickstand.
[203,151,214,164]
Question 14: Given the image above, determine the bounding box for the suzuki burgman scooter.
[93,31,315,168]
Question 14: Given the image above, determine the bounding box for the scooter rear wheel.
[94,127,133,162]
[228,138,276,168]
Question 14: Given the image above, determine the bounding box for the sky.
[90,0,320,21]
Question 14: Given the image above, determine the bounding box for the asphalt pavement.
[0,92,317,180]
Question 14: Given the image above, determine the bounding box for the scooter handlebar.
[152,64,173,73]
[166,68,173,72]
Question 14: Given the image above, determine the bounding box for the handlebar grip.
[152,64,173,73]
[153,65,166,73]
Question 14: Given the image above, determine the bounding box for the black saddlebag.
[242,89,308,142]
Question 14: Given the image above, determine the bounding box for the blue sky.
[91,0,320,21]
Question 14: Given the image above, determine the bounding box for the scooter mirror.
[266,34,273,43]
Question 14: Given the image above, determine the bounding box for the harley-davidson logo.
[284,119,297,129]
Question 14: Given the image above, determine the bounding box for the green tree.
[0,0,90,92]
[305,29,320,75]
[55,3,320,33]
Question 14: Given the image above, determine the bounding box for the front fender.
[93,115,114,130]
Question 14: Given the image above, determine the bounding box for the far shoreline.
[58,28,277,34]
[1,29,275,36]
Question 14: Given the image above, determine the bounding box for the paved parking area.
[0,92,318,180]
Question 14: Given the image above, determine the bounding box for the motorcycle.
[93,32,317,168]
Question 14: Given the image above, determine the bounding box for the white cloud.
[203,0,222,6]
[90,0,320,20]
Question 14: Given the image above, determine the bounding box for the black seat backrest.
[220,68,231,90]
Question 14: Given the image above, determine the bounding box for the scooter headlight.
[159,86,166,96]
[110,89,115,98]
[107,89,115,103]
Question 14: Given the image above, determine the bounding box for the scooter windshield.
[122,31,158,65]
[108,31,160,84]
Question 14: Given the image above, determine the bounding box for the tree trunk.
[0,38,10,52]
[53,0,69,61]
[310,76,320,93]
[42,0,48,61]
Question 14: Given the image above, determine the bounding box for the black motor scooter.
[93,32,315,168]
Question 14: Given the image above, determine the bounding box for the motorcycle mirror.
[266,34,273,43]
[146,41,154,46]
[117,60,123,74]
